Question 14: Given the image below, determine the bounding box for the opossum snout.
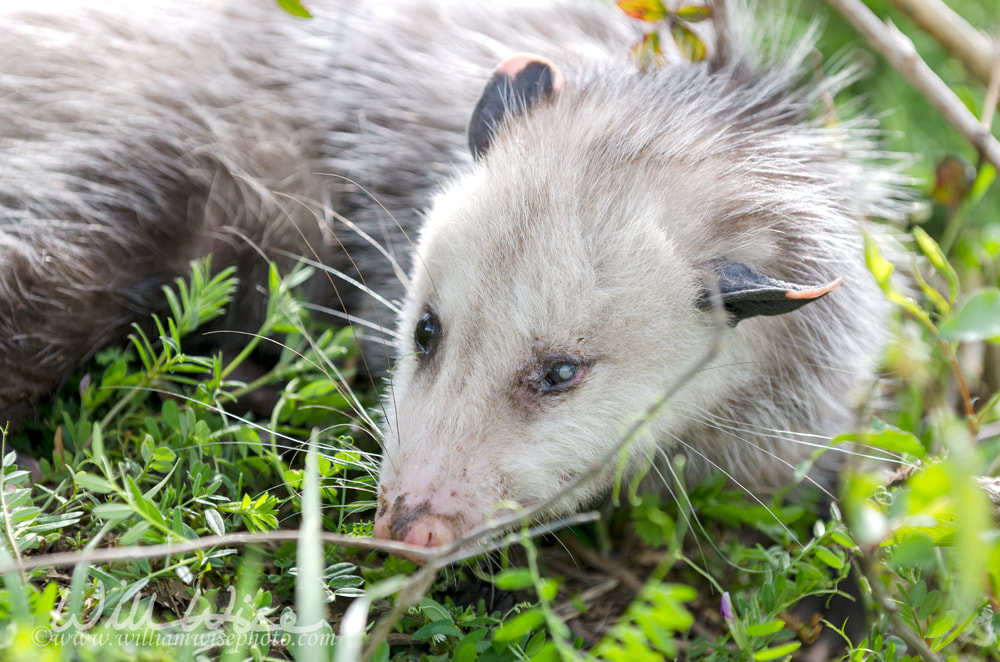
[373,495,460,549]
[373,465,492,550]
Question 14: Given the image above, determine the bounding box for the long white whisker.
[253,187,400,401]
[274,249,402,315]
[299,302,400,342]
[204,329,382,434]
[683,403,912,466]
[295,176,414,292]
[651,447,778,575]
[663,431,800,542]
[93,384,382,484]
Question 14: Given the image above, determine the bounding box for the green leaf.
[454,628,489,662]
[912,261,952,316]
[416,597,451,624]
[91,421,105,463]
[205,509,225,536]
[670,20,707,61]
[745,620,785,637]
[939,289,1000,342]
[161,399,180,432]
[967,162,996,207]
[525,630,547,656]
[675,4,712,21]
[631,31,665,71]
[538,578,559,601]
[834,421,925,459]
[149,445,177,473]
[412,618,463,641]
[926,610,957,639]
[276,0,312,19]
[913,226,959,305]
[889,534,935,567]
[864,232,895,288]
[814,546,845,570]
[74,471,115,494]
[120,521,153,546]
[126,476,167,530]
[829,529,855,548]
[529,641,558,662]
[495,568,534,591]
[494,609,545,643]
[754,642,801,660]
[92,503,137,521]
[908,580,928,612]
[934,607,980,650]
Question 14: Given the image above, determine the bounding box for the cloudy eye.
[523,352,591,395]
[544,361,578,386]
[542,361,582,390]
[413,311,441,357]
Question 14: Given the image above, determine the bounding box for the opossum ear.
[698,261,842,326]
[469,54,564,160]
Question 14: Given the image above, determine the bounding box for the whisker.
[300,301,401,341]
[273,249,402,315]
[247,187,399,404]
[205,329,381,434]
[96,385,383,485]
[309,173,417,292]
[683,403,912,466]
[662,431,800,542]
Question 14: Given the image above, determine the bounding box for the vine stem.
[856,553,946,662]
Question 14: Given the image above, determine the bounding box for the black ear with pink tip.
[468,54,564,160]
[698,260,842,326]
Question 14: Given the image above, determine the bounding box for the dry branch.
[826,0,1000,171]
[888,0,998,90]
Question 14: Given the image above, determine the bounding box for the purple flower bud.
[721,591,734,622]
[79,373,91,392]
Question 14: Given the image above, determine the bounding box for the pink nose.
[397,515,456,548]
[373,498,459,549]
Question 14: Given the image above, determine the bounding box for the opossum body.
[0,2,905,547]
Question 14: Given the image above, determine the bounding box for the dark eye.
[543,361,579,388]
[414,311,441,356]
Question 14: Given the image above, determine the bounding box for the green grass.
[3,1,1000,660]
[2,226,998,661]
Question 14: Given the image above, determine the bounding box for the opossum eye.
[414,312,441,356]
[542,360,580,389]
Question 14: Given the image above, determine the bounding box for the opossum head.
[374,54,862,549]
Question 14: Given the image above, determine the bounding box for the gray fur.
[0,0,629,422]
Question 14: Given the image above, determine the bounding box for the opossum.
[367,7,910,546]
[0,1,904,548]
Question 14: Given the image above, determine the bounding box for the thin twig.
[983,20,1000,132]
[0,530,436,576]
[887,0,998,90]
[826,0,1000,171]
